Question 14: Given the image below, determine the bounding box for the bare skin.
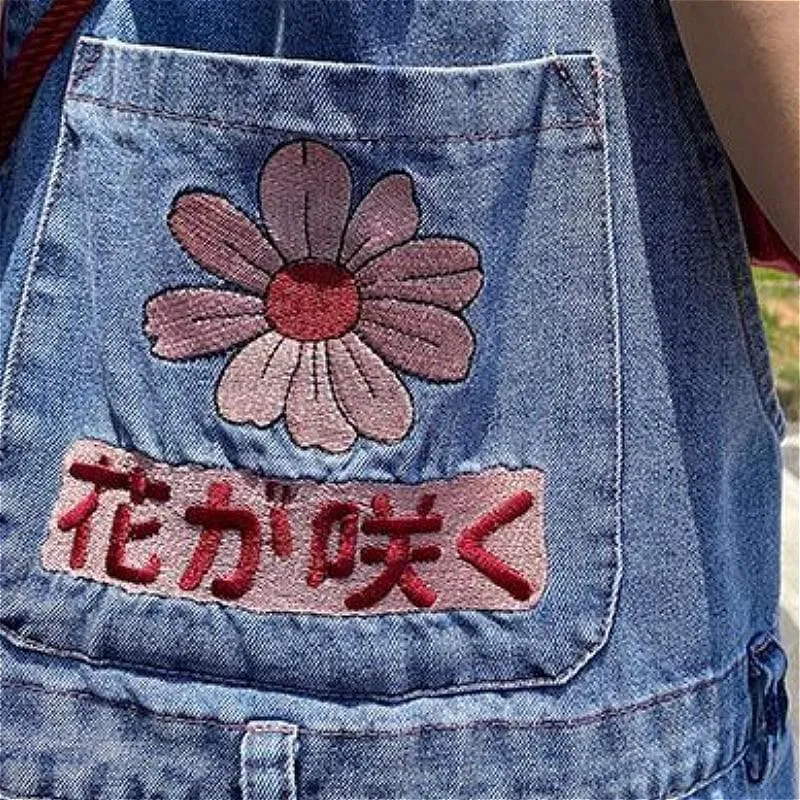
[671,0,800,259]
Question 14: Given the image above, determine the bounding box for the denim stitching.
[0,660,752,800]
[63,92,596,143]
[548,55,606,148]
[0,103,72,457]
[549,57,600,126]
[0,746,750,800]
[0,652,752,800]
[67,43,103,91]
[518,48,623,690]
[0,648,747,737]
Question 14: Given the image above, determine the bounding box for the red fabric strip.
[46,440,549,614]
[734,171,800,276]
[0,0,96,160]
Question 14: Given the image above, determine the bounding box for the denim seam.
[548,55,604,150]
[62,92,596,143]
[0,648,747,737]
[0,94,72,456]
[241,725,299,800]
[527,50,624,689]
[667,747,748,800]
[66,42,102,90]
[0,668,749,800]
[0,746,750,800]
[549,57,597,118]
[0,747,751,800]
[247,721,301,735]
[646,2,786,442]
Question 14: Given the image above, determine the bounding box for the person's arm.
[671,0,799,259]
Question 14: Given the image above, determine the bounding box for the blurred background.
[753,266,799,763]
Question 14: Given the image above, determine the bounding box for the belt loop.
[240,721,299,800]
[744,631,790,785]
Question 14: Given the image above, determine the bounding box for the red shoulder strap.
[0,0,95,160]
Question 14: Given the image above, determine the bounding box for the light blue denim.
[0,0,795,798]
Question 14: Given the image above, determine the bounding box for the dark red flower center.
[265,260,360,341]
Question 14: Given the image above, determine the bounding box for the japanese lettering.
[46,441,547,615]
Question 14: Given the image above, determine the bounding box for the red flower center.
[265,260,360,341]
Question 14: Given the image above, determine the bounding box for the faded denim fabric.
[0,1,796,798]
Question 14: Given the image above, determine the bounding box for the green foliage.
[753,268,799,422]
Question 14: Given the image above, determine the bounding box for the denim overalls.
[0,1,795,798]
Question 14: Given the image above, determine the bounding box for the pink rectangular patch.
[43,440,548,615]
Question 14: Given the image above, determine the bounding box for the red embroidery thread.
[106,504,161,584]
[57,457,170,571]
[183,481,262,601]
[57,455,109,569]
[456,491,535,601]
[345,493,443,610]
[57,489,98,569]
[178,482,230,591]
[144,141,483,454]
[69,460,171,502]
[265,482,295,559]
[47,441,547,614]
[307,501,360,588]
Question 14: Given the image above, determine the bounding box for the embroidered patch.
[143,139,483,454]
[44,440,548,615]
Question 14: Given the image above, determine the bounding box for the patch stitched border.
[44,439,548,615]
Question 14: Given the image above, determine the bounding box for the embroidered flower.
[144,140,482,453]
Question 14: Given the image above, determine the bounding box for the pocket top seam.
[66,36,605,144]
[549,57,600,124]
[64,91,599,144]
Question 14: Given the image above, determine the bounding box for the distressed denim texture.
[0,0,796,798]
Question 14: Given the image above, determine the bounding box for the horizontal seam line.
[0,725,754,800]
[76,36,596,73]
[0,748,752,800]
[0,652,746,738]
[64,92,601,142]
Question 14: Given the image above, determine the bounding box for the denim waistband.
[0,630,756,800]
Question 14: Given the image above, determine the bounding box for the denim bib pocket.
[0,36,621,699]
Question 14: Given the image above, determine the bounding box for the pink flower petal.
[357,299,475,382]
[355,238,482,310]
[216,332,301,426]
[327,333,413,443]
[168,192,282,294]
[144,288,269,360]
[259,140,351,264]
[285,342,357,453]
[340,173,420,272]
